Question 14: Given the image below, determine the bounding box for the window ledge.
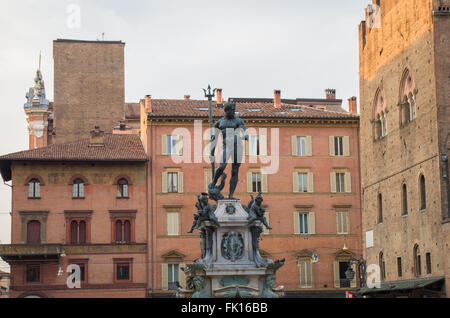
[419,209,427,213]
[401,214,408,218]
[116,197,130,200]
[72,197,85,200]
[28,197,41,200]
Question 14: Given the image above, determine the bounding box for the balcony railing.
[0,244,63,263]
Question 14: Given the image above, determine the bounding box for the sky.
[0,0,369,272]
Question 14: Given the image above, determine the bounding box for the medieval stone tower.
[359,0,450,296]
[52,39,126,144]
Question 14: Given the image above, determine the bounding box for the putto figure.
[246,192,272,230]
[209,101,248,200]
[188,193,220,233]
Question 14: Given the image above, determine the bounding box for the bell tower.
[24,57,50,149]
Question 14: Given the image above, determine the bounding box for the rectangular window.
[334,137,344,156]
[168,172,178,193]
[297,137,306,156]
[168,264,179,290]
[299,213,309,235]
[167,135,178,155]
[298,173,308,193]
[116,263,130,281]
[167,212,180,236]
[299,260,312,288]
[71,263,86,282]
[250,136,260,156]
[426,253,432,275]
[336,211,349,234]
[397,257,402,278]
[336,173,346,193]
[252,173,262,193]
[26,264,40,283]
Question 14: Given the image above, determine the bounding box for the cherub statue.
[188,193,220,233]
[246,192,272,230]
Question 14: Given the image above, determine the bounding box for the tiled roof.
[146,99,358,120]
[125,103,140,119]
[0,134,147,162]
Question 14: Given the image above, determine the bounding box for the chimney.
[325,89,336,100]
[145,95,152,112]
[348,96,358,114]
[89,126,105,146]
[216,89,223,104]
[274,89,281,108]
[184,95,191,100]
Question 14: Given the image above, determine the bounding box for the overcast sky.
[0,0,368,271]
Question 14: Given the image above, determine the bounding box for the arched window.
[378,193,383,224]
[115,220,123,243]
[70,220,87,244]
[28,179,41,198]
[379,252,386,281]
[399,69,417,126]
[419,175,426,211]
[124,221,131,243]
[27,221,41,244]
[72,179,85,198]
[402,184,408,216]
[117,179,129,198]
[413,244,421,277]
[373,89,387,139]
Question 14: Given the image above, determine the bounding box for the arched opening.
[413,244,421,277]
[378,193,383,223]
[399,69,417,126]
[402,184,408,216]
[379,252,386,281]
[419,175,426,211]
[72,179,85,198]
[115,220,123,243]
[117,178,129,198]
[28,179,41,198]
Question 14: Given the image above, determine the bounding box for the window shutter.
[72,184,78,198]
[308,212,316,235]
[247,172,252,193]
[307,173,314,193]
[329,136,335,156]
[161,264,168,290]
[161,135,168,155]
[167,213,179,236]
[177,135,183,156]
[70,221,78,244]
[292,136,298,156]
[260,135,267,156]
[178,172,184,193]
[342,212,349,234]
[345,172,352,193]
[343,136,350,156]
[293,212,300,234]
[35,182,40,198]
[179,263,186,289]
[204,170,212,192]
[123,184,128,198]
[351,263,357,288]
[28,182,34,198]
[306,136,312,156]
[162,172,168,194]
[299,261,306,287]
[261,173,268,193]
[79,221,87,244]
[79,183,85,198]
[245,139,249,156]
[293,172,299,193]
[333,261,340,288]
[330,172,337,193]
[27,221,41,244]
[263,212,270,235]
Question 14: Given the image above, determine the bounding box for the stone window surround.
[109,210,137,244]
[113,258,133,283]
[19,211,49,244]
[64,211,93,244]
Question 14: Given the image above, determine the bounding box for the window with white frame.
[298,173,308,193]
[72,179,85,198]
[336,211,349,234]
[336,173,346,193]
[252,172,262,193]
[250,135,260,156]
[299,213,309,234]
[167,135,178,155]
[297,137,306,156]
[168,172,178,193]
[168,264,179,290]
[334,137,344,156]
[28,179,41,198]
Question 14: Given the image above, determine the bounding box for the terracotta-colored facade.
[0,38,362,298]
